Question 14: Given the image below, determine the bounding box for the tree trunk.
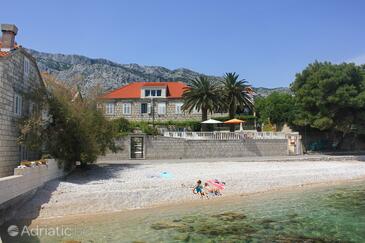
[201,108,208,131]
[335,132,347,150]
[229,102,236,132]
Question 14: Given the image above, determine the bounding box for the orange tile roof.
[142,82,168,87]
[100,82,189,99]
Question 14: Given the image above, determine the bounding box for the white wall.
[0,159,64,205]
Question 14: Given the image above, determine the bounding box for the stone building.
[98,82,226,121]
[0,24,44,177]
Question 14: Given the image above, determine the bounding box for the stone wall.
[98,135,290,161]
[0,159,64,225]
[99,98,227,121]
[0,49,43,177]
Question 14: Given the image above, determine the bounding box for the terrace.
[163,131,288,140]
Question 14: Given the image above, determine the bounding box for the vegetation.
[222,72,254,131]
[182,76,223,130]
[182,75,254,131]
[111,118,202,133]
[18,74,117,169]
[255,92,297,129]
[254,61,365,150]
[291,61,365,148]
[152,120,201,131]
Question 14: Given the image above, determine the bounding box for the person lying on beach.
[192,180,205,198]
[204,182,215,199]
[206,179,226,196]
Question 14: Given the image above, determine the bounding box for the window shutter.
[147,103,152,114]
[158,102,166,114]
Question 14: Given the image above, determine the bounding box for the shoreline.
[8,159,365,227]
[29,176,365,226]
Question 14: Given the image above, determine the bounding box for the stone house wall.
[0,49,44,177]
[99,98,226,121]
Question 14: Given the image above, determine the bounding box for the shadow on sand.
[0,163,139,243]
[0,180,60,243]
[64,163,140,185]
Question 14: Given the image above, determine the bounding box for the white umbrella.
[201,119,223,124]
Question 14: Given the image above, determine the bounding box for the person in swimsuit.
[204,182,215,199]
[192,180,205,198]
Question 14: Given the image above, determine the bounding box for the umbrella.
[201,119,223,124]
[223,118,245,124]
[224,118,245,131]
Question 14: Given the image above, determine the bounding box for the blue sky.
[1,0,364,88]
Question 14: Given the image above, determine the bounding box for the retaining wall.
[99,135,290,161]
[0,159,64,225]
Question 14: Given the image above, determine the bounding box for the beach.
[14,157,365,221]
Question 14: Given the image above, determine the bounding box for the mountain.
[254,87,291,97]
[26,48,290,96]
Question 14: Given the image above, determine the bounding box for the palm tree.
[182,76,222,131]
[222,72,254,132]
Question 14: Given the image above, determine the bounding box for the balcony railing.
[163,131,287,140]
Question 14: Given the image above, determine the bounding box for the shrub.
[130,121,159,135]
[18,74,117,170]
[112,117,133,137]
[152,120,201,131]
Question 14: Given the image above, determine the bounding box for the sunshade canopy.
[201,119,223,124]
[224,118,245,124]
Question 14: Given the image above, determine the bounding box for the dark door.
[131,137,144,159]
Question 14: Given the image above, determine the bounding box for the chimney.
[1,24,18,51]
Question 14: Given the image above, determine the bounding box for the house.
[98,82,225,121]
[0,24,44,177]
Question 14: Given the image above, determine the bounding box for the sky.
[1,0,365,88]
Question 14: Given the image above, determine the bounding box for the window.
[105,103,115,115]
[157,102,166,115]
[24,57,30,78]
[175,103,183,114]
[14,93,22,116]
[123,103,131,115]
[144,89,162,97]
[141,103,148,114]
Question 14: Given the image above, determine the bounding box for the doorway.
[130,136,144,159]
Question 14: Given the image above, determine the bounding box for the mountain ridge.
[26,48,290,96]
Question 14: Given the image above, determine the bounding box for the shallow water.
[4,181,365,243]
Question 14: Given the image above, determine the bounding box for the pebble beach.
[15,158,365,221]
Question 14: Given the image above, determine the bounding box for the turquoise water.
[7,181,365,242]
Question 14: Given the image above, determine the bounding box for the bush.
[18,74,117,170]
[152,120,201,131]
[112,117,133,137]
[130,121,159,135]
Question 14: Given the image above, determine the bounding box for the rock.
[25,48,289,97]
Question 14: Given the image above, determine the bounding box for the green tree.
[291,61,365,148]
[18,74,117,169]
[222,72,254,131]
[182,76,222,131]
[255,92,297,128]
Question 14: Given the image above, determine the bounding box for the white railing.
[163,131,286,140]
